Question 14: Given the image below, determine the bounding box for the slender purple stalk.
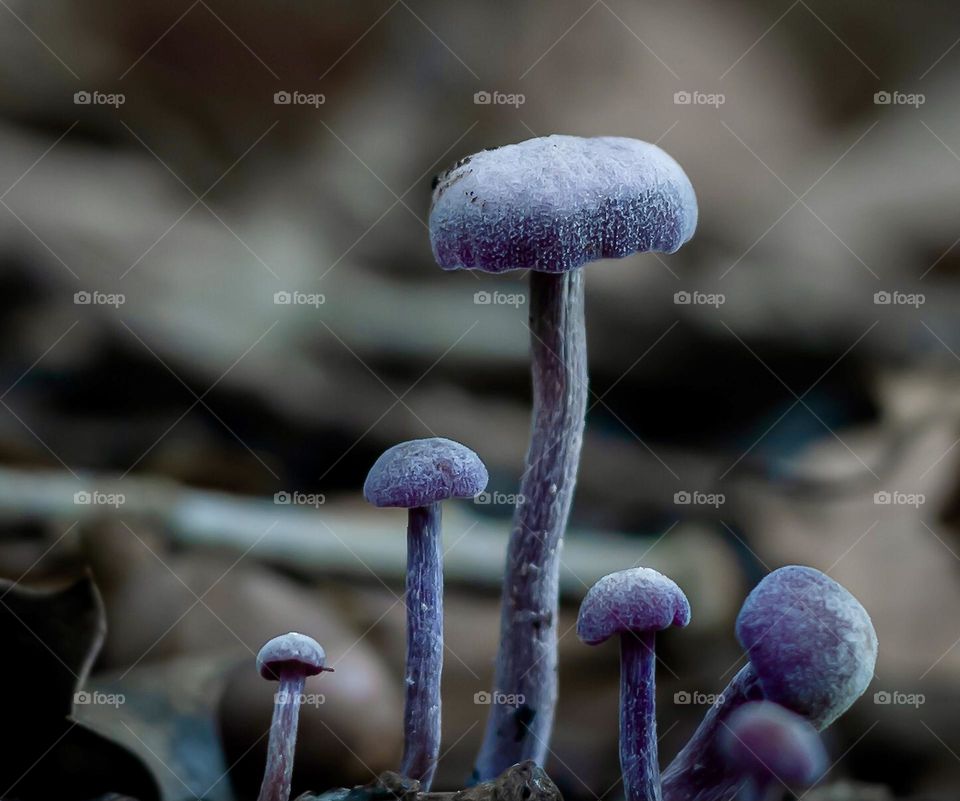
[619,633,659,801]
[402,503,444,789]
[661,666,764,801]
[259,673,307,801]
[474,269,588,779]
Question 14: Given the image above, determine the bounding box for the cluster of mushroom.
[249,134,879,801]
[578,564,876,801]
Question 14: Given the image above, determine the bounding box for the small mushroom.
[662,566,877,801]
[721,702,826,801]
[576,568,691,801]
[364,437,488,789]
[430,135,698,779]
[256,632,332,801]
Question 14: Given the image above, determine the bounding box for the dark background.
[0,1,957,799]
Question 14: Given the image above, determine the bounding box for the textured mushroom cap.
[736,566,878,729]
[257,632,327,680]
[363,437,488,508]
[722,701,827,787]
[429,135,698,274]
[576,567,691,645]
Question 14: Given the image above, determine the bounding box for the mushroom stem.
[475,268,588,779]
[620,632,660,801]
[401,502,444,789]
[661,665,764,801]
[258,673,306,801]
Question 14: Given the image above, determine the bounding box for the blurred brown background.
[0,1,958,799]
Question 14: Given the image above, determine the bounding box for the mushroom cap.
[257,632,327,680]
[736,566,878,729]
[576,567,691,645]
[363,437,488,508]
[722,701,827,787]
[429,135,697,274]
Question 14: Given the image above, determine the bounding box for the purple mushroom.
[662,566,877,801]
[256,632,331,801]
[721,702,827,801]
[577,568,691,801]
[429,135,698,779]
[364,437,488,789]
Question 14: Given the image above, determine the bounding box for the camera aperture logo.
[873,290,924,308]
[873,490,924,508]
[674,290,724,308]
[474,290,525,308]
[74,690,125,708]
[674,690,725,706]
[74,90,125,108]
[473,90,525,108]
[474,690,525,706]
[274,90,325,108]
[874,690,924,708]
[873,90,924,108]
[75,290,125,308]
[274,490,326,508]
[674,90,725,108]
[674,490,724,509]
[274,290,325,308]
[74,490,125,508]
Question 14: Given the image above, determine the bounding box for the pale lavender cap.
[429,135,698,274]
[736,566,878,729]
[577,567,691,645]
[257,632,328,680]
[363,437,488,508]
[722,701,827,787]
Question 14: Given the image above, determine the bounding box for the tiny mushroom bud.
[721,702,827,801]
[257,632,331,801]
[364,437,488,790]
[577,568,691,801]
[431,135,697,780]
[662,566,877,801]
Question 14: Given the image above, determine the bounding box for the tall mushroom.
[364,437,488,789]
[721,702,826,801]
[577,567,691,801]
[662,566,877,801]
[256,632,332,801]
[429,135,698,778]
